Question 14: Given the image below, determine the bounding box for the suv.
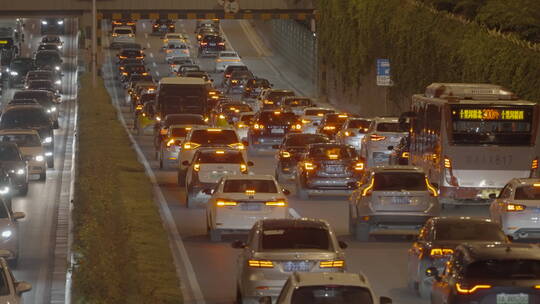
[258,89,296,110]
[349,166,440,241]
[0,143,28,196]
[6,57,34,88]
[243,77,271,99]
[223,65,248,81]
[110,26,135,49]
[275,133,331,183]
[13,90,59,128]
[317,113,351,139]
[41,18,64,34]
[429,243,540,304]
[198,34,225,57]
[248,110,300,152]
[117,48,145,63]
[0,199,25,267]
[34,50,62,74]
[153,114,207,158]
[295,143,364,199]
[232,218,348,304]
[360,117,408,168]
[335,118,372,152]
[298,107,335,134]
[25,70,61,91]
[184,148,253,208]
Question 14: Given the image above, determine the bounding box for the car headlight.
[55,66,60,71]
[0,187,9,195]
[9,71,17,76]
[35,155,44,162]
[41,20,48,25]
[57,45,63,49]
[50,106,57,112]
[43,137,52,143]
[1,230,12,238]
[57,20,64,25]
[55,80,61,85]
[16,169,25,175]
[5,68,9,72]
[45,152,53,157]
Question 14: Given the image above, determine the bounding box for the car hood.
[18,146,44,157]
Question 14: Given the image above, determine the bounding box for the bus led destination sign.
[457,108,525,121]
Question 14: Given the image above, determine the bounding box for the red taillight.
[456,283,491,294]
[370,134,386,141]
[218,42,225,46]
[200,42,208,46]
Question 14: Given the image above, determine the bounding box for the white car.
[158,124,193,169]
[0,200,25,267]
[185,148,253,209]
[110,26,135,48]
[169,58,194,74]
[335,118,373,152]
[234,112,255,142]
[298,107,335,134]
[262,272,393,304]
[0,130,48,181]
[165,41,190,63]
[162,33,188,46]
[360,117,408,168]
[215,51,242,72]
[177,127,245,185]
[0,250,31,302]
[206,175,289,242]
[490,178,540,240]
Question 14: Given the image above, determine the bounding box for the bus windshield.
[451,105,533,146]
[159,85,206,115]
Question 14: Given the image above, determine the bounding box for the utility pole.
[92,0,97,87]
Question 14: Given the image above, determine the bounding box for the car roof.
[259,218,330,230]
[290,272,371,289]
[371,165,424,173]
[307,142,349,148]
[222,174,275,181]
[459,243,540,263]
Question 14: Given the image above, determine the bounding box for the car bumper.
[250,135,285,146]
[306,177,359,190]
[357,213,432,233]
[215,209,288,231]
[28,160,46,175]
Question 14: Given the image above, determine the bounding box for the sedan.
[0,199,25,267]
[215,51,242,72]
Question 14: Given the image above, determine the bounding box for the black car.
[259,89,295,110]
[198,34,225,57]
[26,79,57,95]
[295,143,364,199]
[25,70,61,91]
[7,57,34,87]
[224,70,253,94]
[177,64,201,76]
[125,74,154,90]
[34,50,62,74]
[117,48,145,63]
[243,77,271,98]
[120,64,148,82]
[0,106,54,168]
[408,217,508,299]
[275,133,331,182]
[12,90,59,127]
[0,167,13,210]
[0,143,28,196]
[224,65,248,81]
[429,243,540,304]
[41,18,64,34]
[247,110,301,152]
[152,19,175,33]
[317,113,351,139]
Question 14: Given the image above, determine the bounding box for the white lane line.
[144,33,148,39]
[289,208,301,219]
[103,32,206,304]
[152,62,157,67]
[156,71,160,77]
[146,42,151,49]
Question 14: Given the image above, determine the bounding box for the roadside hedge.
[317,0,540,110]
[72,74,182,304]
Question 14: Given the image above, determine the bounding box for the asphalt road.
[0,17,78,303]
[102,19,489,304]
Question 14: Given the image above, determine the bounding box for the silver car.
[233,218,347,304]
[335,117,372,152]
[360,117,408,168]
[349,166,440,241]
[0,199,25,267]
[298,107,335,134]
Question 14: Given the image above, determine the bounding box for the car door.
[408,221,431,281]
[238,225,257,288]
[491,183,513,223]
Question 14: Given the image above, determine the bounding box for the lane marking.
[146,42,151,49]
[149,52,154,58]
[144,33,148,39]
[289,208,301,219]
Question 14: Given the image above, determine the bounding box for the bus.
[407,83,540,204]
[155,77,211,121]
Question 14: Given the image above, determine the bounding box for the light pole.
[92,0,97,87]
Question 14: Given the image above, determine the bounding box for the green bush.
[317,0,540,110]
[72,73,182,304]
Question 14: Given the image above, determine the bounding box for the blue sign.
[376,59,392,86]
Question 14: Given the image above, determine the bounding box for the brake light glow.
[248,260,274,268]
[229,143,245,150]
[304,162,316,170]
[532,158,539,170]
[444,157,452,168]
[135,105,143,110]
[402,152,409,158]
[323,126,336,130]
[200,42,207,46]
[240,163,248,173]
[254,124,264,130]
[370,134,386,141]
[319,260,345,268]
[361,178,374,196]
[217,200,237,206]
[166,139,175,147]
[456,283,491,294]
[193,163,200,172]
[265,201,287,207]
[119,55,127,59]
[354,162,364,171]
[506,203,526,212]
[301,119,311,124]
[430,248,453,257]
[183,142,200,150]
[280,151,291,158]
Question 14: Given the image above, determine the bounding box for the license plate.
[392,197,411,204]
[497,293,529,304]
[373,152,390,164]
[209,43,216,46]
[240,203,262,211]
[282,261,311,272]
[326,165,344,173]
[271,128,284,134]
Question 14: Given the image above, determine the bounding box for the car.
[360,117,408,168]
[0,130,48,181]
[125,74,153,91]
[134,100,157,136]
[152,19,175,34]
[162,33,188,46]
[243,77,272,99]
[177,64,201,77]
[278,97,315,115]
[120,64,148,82]
[182,71,212,84]
[349,166,440,241]
[213,102,252,125]
[0,105,54,167]
[388,135,410,165]
[129,81,156,109]
[153,114,207,157]
[0,168,13,211]
[234,112,255,142]
[195,19,219,33]
[0,197,24,269]
[111,19,136,33]
[196,26,219,42]
[297,107,335,134]
[177,127,245,184]
[224,70,253,94]
[185,148,253,209]
[6,57,34,87]
[248,110,301,152]
[169,58,194,74]
[110,26,135,49]
[429,243,540,304]
[118,42,142,52]
[40,35,63,50]
[198,34,226,57]
[13,90,60,128]
[335,117,373,152]
[117,48,145,63]
[275,133,331,183]
[489,178,540,240]
[215,51,242,72]
[164,41,190,63]
[41,17,64,34]
[25,70,61,91]
[232,218,348,304]
[295,143,364,199]
[157,124,193,169]
[263,272,393,304]
[34,50,62,74]
[407,217,508,299]
[0,143,28,196]
[258,89,296,110]
[317,113,352,139]
[26,79,57,96]
[36,44,61,53]
[223,65,248,82]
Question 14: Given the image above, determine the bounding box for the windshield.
[376,122,406,132]
[305,109,334,116]
[291,286,373,304]
[261,227,330,251]
[285,134,329,147]
[514,186,540,200]
[170,127,189,137]
[0,109,50,128]
[223,179,277,193]
[466,259,540,280]
[0,145,19,161]
[348,119,371,131]
[121,50,142,57]
[197,151,243,163]
[451,105,533,146]
[260,112,297,124]
[159,85,206,115]
[309,146,356,159]
[267,91,294,102]
[434,222,506,241]
[190,130,237,145]
[115,29,132,35]
[373,172,426,191]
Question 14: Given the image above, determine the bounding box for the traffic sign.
[224,0,240,14]
[376,58,392,86]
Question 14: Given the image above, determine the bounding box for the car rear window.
[197,151,243,164]
[261,227,330,251]
[285,134,329,147]
[309,146,356,159]
[267,91,294,101]
[114,29,132,35]
[170,127,189,137]
[514,186,540,200]
[305,109,334,116]
[373,172,426,191]
[283,98,312,107]
[260,112,297,123]
[348,119,371,130]
[465,259,540,280]
[291,286,373,304]
[223,179,277,193]
[0,145,20,161]
[325,114,349,124]
[376,122,407,132]
[434,222,506,241]
[190,129,238,145]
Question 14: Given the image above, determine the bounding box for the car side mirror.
[202,188,214,195]
[242,140,249,147]
[379,296,393,304]
[231,240,246,249]
[425,267,441,281]
[282,189,290,195]
[271,145,280,149]
[507,235,514,242]
[15,281,31,294]
[338,240,348,249]
[387,145,394,151]
[259,296,272,304]
[182,160,190,166]
[12,212,25,221]
[247,161,254,166]
[489,193,497,199]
